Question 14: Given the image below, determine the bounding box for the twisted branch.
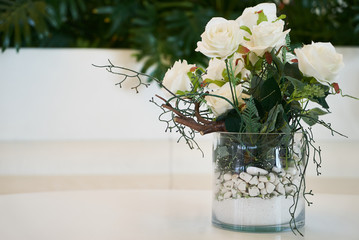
[156,95,226,135]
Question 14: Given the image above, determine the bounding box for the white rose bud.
[244,20,290,57]
[205,82,246,117]
[295,42,344,84]
[195,17,244,59]
[162,60,195,96]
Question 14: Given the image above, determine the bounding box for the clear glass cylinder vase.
[212,132,306,232]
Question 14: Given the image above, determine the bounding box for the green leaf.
[256,10,268,25]
[217,109,243,133]
[242,97,261,133]
[302,108,328,126]
[259,77,282,112]
[284,62,302,80]
[240,25,252,35]
[204,79,226,87]
[273,14,286,23]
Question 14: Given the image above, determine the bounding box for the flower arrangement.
[96,2,357,235]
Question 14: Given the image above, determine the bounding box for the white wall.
[0,48,358,141]
[0,48,358,178]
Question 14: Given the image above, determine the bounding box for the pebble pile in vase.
[214,166,302,201]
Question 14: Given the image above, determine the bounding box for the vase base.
[212,217,305,233]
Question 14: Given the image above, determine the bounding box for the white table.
[0,189,358,240]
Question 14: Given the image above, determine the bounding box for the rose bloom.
[295,42,344,84]
[162,60,195,95]
[203,53,246,82]
[195,17,243,59]
[236,3,278,30]
[205,82,246,117]
[244,20,290,57]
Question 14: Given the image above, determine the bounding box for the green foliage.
[242,97,261,133]
[0,0,50,51]
[2,0,357,79]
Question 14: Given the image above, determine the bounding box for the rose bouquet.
[96,2,356,235]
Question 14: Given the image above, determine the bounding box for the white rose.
[195,17,243,59]
[295,42,344,84]
[203,58,226,81]
[236,3,278,30]
[203,53,245,82]
[205,82,245,117]
[162,60,195,95]
[244,20,290,57]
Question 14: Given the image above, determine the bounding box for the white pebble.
[223,181,234,189]
[286,167,297,176]
[276,183,285,195]
[231,174,239,180]
[285,173,293,180]
[268,172,277,183]
[285,185,295,194]
[220,188,228,194]
[258,175,269,182]
[272,167,282,173]
[248,186,260,197]
[233,178,243,186]
[273,177,280,186]
[266,182,275,194]
[238,181,247,192]
[247,167,268,176]
[239,172,252,183]
[282,177,290,185]
[260,188,267,195]
[257,182,265,189]
[223,191,232,199]
[249,176,259,185]
[223,173,232,181]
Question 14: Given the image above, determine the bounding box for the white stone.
[223,191,232,199]
[285,173,293,180]
[220,188,228,194]
[285,185,295,194]
[257,182,265,189]
[223,181,234,190]
[239,172,252,183]
[276,183,285,195]
[266,182,275,194]
[248,186,260,197]
[249,176,259,185]
[231,174,239,180]
[286,167,297,176]
[268,173,277,183]
[258,175,269,183]
[273,177,280,186]
[233,178,243,186]
[260,188,267,195]
[272,167,282,173]
[272,191,280,196]
[238,181,247,192]
[282,177,290,185]
[247,167,268,176]
[223,173,232,181]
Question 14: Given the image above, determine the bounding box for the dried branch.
[156,95,226,135]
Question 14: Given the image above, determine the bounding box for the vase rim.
[214,132,303,135]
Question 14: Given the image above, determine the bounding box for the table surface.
[0,189,358,240]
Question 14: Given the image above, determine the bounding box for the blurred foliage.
[1,0,358,79]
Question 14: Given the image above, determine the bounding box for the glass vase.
[212,132,306,232]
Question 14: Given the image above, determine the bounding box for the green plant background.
[1,0,358,79]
